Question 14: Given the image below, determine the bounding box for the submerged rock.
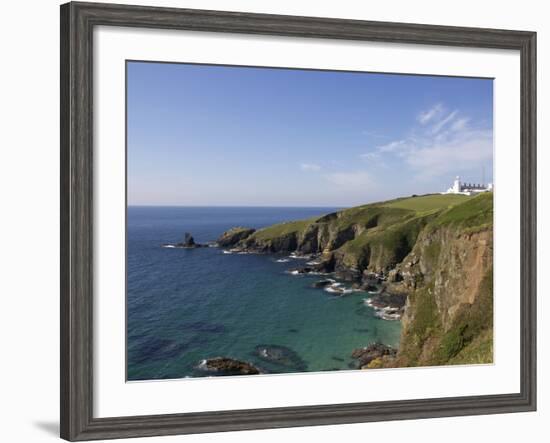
[197,357,260,375]
[130,337,189,365]
[254,344,307,371]
[183,321,226,334]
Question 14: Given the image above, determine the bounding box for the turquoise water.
[127,207,401,380]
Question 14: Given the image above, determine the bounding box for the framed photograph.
[60,1,536,441]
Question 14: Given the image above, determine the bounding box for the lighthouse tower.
[452,176,461,193]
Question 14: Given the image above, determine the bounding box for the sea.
[127,206,401,380]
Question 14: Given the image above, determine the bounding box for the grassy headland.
[218,192,494,368]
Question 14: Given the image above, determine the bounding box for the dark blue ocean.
[127,206,401,380]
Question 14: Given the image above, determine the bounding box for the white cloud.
[375,140,407,153]
[358,104,492,181]
[360,140,408,160]
[430,110,458,134]
[405,129,493,179]
[325,171,372,188]
[417,103,444,124]
[451,117,470,132]
[300,163,321,172]
[360,152,380,160]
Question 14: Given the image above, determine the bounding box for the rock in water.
[198,357,260,375]
[312,279,335,288]
[162,232,208,248]
[183,232,195,247]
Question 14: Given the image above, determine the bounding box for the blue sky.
[127,61,493,207]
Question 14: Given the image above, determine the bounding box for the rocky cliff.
[217,193,493,367]
[385,196,493,367]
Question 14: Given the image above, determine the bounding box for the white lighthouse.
[442,175,492,196]
[452,176,461,193]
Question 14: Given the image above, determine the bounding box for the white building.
[442,176,493,196]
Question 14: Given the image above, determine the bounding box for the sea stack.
[182,232,196,247]
[161,232,208,248]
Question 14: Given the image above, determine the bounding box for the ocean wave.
[324,282,353,295]
[364,298,402,320]
[324,286,341,293]
[306,260,322,266]
[289,252,312,260]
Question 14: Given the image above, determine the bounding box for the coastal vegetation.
[217,192,494,368]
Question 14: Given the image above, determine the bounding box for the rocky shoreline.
[163,229,405,374]
[200,239,404,373]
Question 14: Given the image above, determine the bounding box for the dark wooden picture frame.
[60,2,536,441]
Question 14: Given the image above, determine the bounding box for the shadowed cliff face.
[217,192,494,368]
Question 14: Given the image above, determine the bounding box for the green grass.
[246,193,490,245]
[324,206,414,231]
[249,205,414,245]
[250,218,314,241]
[338,212,437,270]
[432,192,493,229]
[383,193,472,212]
[447,329,493,365]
